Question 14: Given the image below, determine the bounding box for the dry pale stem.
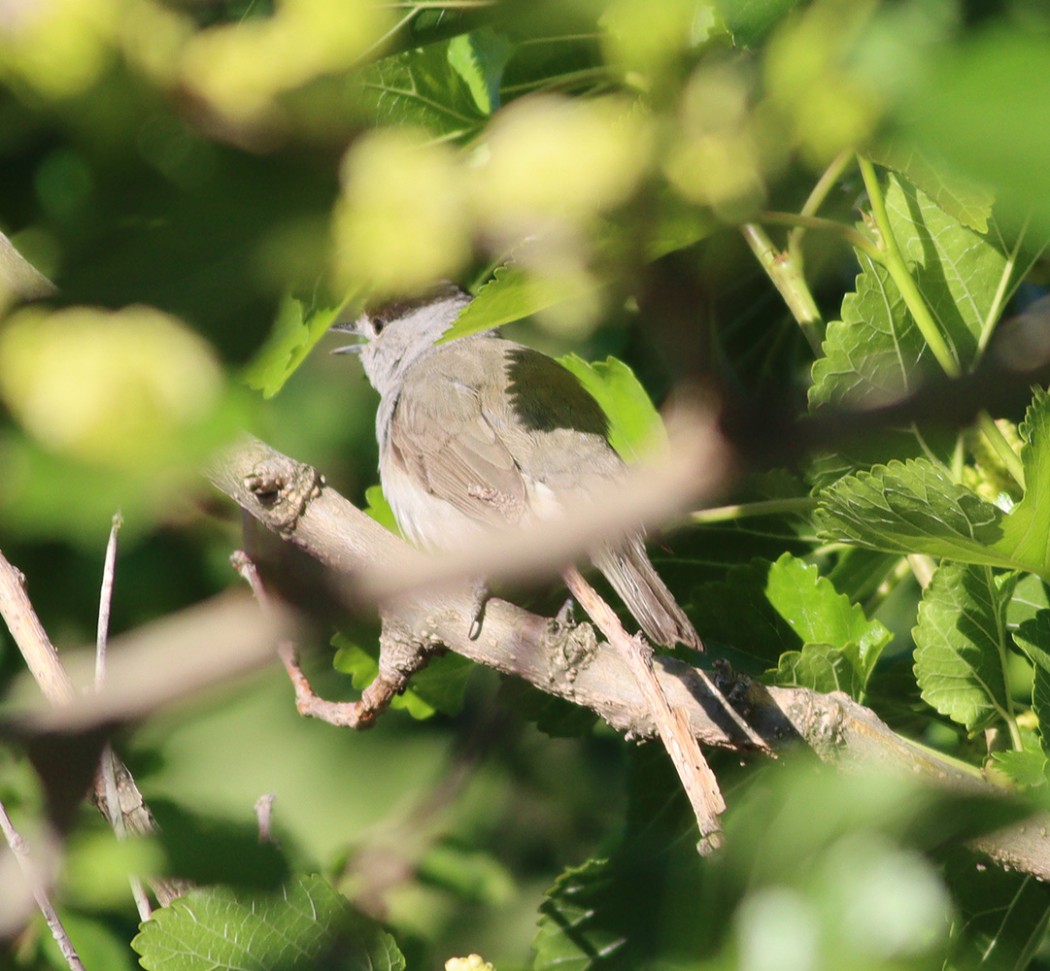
[562,566,726,851]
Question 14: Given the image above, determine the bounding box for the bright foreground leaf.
[556,353,666,463]
[913,563,1017,734]
[132,874,404,971]
[766,553,891,698]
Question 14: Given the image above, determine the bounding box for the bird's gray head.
[331,284,471,398]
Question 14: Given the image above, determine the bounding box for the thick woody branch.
[208,436,1050,881]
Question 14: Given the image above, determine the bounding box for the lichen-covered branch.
[208,436,1050,881]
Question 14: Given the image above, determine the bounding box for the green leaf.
[363,483,401,536]
[417,841,515,904]
[890,29,1050,236]
[912,563,1017,733]
[1012,609,1050,755]
[354,41,486,141]
[716,0,801,47]
[810,174,1006,410]
[332,635,472,719]
[498,678,598,738]
[996,388,1050,577]
[817,391,1050,579]
[447,28,512,115]
[442,264,604,343]
[774,642,871,697]
[945,856,1050,971]
[763,553,890,698]
[241,293,345,398]
[988,746,1047,789]
[690,559,802,673]
[533,858,628,971]
[764,553,892,661]
[869,141,995,233]
[815,458,1007,565]
[132,874,404,971]
[556,354,666,463]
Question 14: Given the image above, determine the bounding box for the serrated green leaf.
[555,354,666,463]
[870,142,995,233]
[913,563,1017,733]
[353,42,486,141]
[442,264,604,343]
[817,391,1050,579]
[809,174,1009,480]
[764,553,890,698]
[815,458,1007,564]
[241,293,345,398]
[690,559,801,673]
[1035,667,1050,755]
[996,388,1050,576]
[447,29,512,115]
[132,874,404,971]
[533,858,628,971]
[1014,610,1050,675]
[988,746,1047,789]
[774,642,868,697]
[764,552,892,662]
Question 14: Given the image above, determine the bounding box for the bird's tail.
[593,537,702,650]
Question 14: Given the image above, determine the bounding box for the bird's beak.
[329,321,365,355]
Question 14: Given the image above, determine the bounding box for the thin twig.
[0,800,84,971]
[563,566,726,852]
[92,513,152,921]
[95,511,123,691]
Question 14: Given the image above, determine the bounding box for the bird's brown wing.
[386,339,529,525]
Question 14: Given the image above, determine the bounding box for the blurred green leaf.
[132,874,404,971]
[241,293,346,398]
[40,910,139,971]
[417,841,515,905]
[913,563,1017,734]
[891,29,1050,234]
[716,0,801,47]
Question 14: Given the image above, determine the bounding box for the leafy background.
[2,0,1050,969]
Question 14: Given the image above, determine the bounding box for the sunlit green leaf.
[241,292,346,398]
[913,563,1017,733]
[132,875,404,971]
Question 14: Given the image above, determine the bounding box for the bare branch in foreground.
[208,436,1050,881]
[0,800,83,968]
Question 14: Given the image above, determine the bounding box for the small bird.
[331,284,700,650]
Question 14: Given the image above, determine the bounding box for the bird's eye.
[372,315,387,335]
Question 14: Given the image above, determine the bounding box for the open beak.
[329,321,364,356]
